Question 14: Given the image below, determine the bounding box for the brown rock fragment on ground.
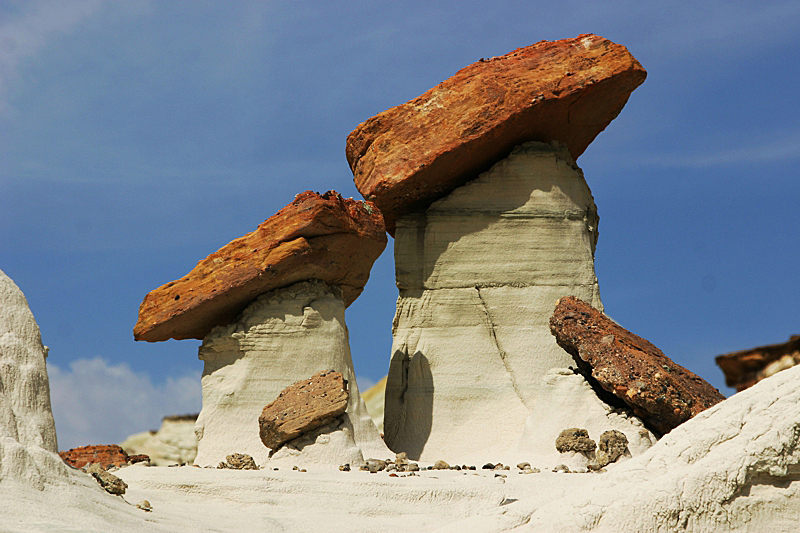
[84,463,128,495]
[218,453,258,470]
[59,444,129,469]
[259,370,349,451]
[550,296,725,434]
[346,34,646,234]
[134,191,386,342]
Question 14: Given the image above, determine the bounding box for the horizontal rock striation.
[550,296,725,434]
[385,142,604,463]
[347,34,646,234]
[134,191,386,342]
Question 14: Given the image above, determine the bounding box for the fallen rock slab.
[347,34,646,234]
[259,370,349,451]
[59,444,129,469]
[549,296,724,434]
[134,191,386,342]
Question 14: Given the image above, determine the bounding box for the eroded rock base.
[194,280,388,467]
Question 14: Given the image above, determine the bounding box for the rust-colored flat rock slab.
[134,191,386,342]
[259,370,349,451]
[550,296,724,435]
[59,444,129,469]
[346,34,646,234]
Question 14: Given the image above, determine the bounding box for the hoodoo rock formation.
[550,296,725,434]
[120,414,198,466]
[382,141,609,462]
[716,335,800,392]
[134,190,386,342]
[194,280,388,467]
[346,34,646,234]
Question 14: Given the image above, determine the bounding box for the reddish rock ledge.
[346,34,646,234]
[716,335,800,392]
[550,296,724,435]
[134,191,386,342]
[59,444,129,469]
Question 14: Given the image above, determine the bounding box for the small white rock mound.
[194,279,388,467]
[523,363,800,532]
[0,268,68,488]
[120,414,198,466]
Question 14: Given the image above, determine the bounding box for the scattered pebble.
[339,464,350,472]
[517,462,530,470]
[136,500,152,512]
[433,460,450,470]
[553,464,571,473]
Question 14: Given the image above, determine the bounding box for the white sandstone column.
[385,141,604,463]
[194,280,388,467]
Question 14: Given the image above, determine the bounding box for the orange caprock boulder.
[134,191,387,342]
[346,34,646,234]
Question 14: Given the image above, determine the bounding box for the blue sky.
[2,0,798,450]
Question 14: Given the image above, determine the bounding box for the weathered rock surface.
[550,296,725,435]
[347,34,646,234]
[555,428,595,454]
[120,413,198,466]
[218,453,258,470]
[194,280,389,467]
[134,191,386,342]
[0,268,68,489]
[84,463,128,495]
[59,444,130,469]
[259,370,349,451]
[596,429,629,467]
[385,142,604,463]
[716,334,800,392]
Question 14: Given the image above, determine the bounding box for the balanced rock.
[193,280,389,467]
[59,444,129,469]
[347,34,646,234]
[549,296,725,434]
[259,371,349,451]
[384,141,603,463]
[134,191,386,342]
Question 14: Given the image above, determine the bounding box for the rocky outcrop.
[134,191,386,342]
[59,444,130,469]
[193,280,389,467]
[550,296,725,434]
[384,141,605,463]
[259,371,349,451]
[716,335,800,392]
[347,34,646,234]
[0,268,68,488]
[120,413,198,466]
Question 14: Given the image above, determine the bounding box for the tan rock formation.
[347,34,646,234]
[119,414,198,466]
[59,444,130,469]
[550,296,725,434]
[134,191,386,342]
[259,370,349,451]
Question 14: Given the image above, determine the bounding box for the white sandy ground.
[3,363,800,532]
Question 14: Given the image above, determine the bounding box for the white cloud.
[47,357,200,450]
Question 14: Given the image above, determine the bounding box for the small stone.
[555,428,596,454]
[127,454,150,466]
[493,463,505,470]
[84,463,128,495]
[482,463,495,470]
[136,500,152,512]
[598,430,629,465]
[494,473,507,478]
[339,463,350,472]
[225,453,258,470]
[389,473,398,477]
[367,459,387,473]
[517,462,530,470]
[433,460,450,470]
[406,463,419,472]
[300,469,306,472]
[553,464,571,473]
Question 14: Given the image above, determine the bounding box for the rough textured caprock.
[346,34,646,234]
[133,191,386,342]
[259,370,349,451]
[59,444,130,469]
[549,296,725,434]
